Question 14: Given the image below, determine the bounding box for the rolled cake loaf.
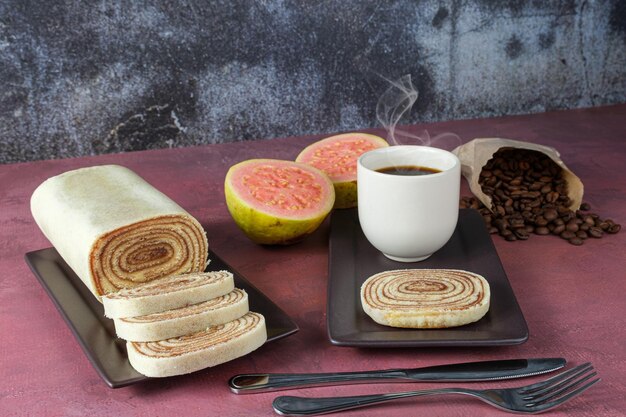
[30,165,208,298]
[361,269,490,328]
[102,270,234,318]
[127,312,267,377]
[113,288,249,342]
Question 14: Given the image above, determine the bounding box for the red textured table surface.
[1,105,625,417]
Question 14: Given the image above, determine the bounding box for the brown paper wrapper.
[452,138,584,212]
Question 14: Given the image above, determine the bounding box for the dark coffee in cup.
[376,165,442,176]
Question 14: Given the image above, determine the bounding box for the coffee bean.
[514,229,530,240]
[543,208,558,221]
[510,217,525,229]
[559,196,572,206]
[568,237,584,246]
[461,147,619,245]
[546,191,559,203]
[588,227,603,238]
[608,224,621,234]
[566,221,579,233]
[522,191,541,199]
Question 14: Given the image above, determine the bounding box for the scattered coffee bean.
[514,229,530,240]
[569,237,584,246]
[588,227,603,238]
[583,216,595,226]
[458,147,620,245]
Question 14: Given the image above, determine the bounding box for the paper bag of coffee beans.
[453,138,620,244]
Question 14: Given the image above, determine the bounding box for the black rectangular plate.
[25,248,298,388]
[327,209,528,347]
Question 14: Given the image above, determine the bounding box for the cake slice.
[102,271,234,319]
[127,312,267,377]
[113,288,249,342]
[361,269,490,328]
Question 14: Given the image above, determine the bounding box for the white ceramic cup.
[357,145,461,262]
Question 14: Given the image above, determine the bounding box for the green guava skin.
[224,160,335,245]
[332,181,358,209]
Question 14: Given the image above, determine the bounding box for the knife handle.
[229,370,407,394]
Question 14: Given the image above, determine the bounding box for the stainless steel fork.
[273,363,599,416]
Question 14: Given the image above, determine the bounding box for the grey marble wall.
[1,0,625,164]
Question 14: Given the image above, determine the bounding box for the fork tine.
[517,363,592,394]
[525,378,601,413]
[526,369,597,404]
[523,364,595,400]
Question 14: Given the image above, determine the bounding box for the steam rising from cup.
[376,74,417,146]
[376,74,418,145]
[373,73,461,150]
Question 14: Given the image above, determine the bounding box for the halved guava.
[224,159,335,245]
[295,133,389,208]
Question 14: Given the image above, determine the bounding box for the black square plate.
[25,248,298,388]
[327,209,528,347]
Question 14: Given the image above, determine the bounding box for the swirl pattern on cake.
[102,271,234,318]
[90,215,207,295]
[113,288,249,342]
[127,312,267,377]
[360,269,490,328]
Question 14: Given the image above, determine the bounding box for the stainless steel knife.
[228,358,566,394]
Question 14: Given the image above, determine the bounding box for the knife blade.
[228,358,566,394]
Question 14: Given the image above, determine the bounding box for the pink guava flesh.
[297,133,388,183]
[228,160,334,219]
